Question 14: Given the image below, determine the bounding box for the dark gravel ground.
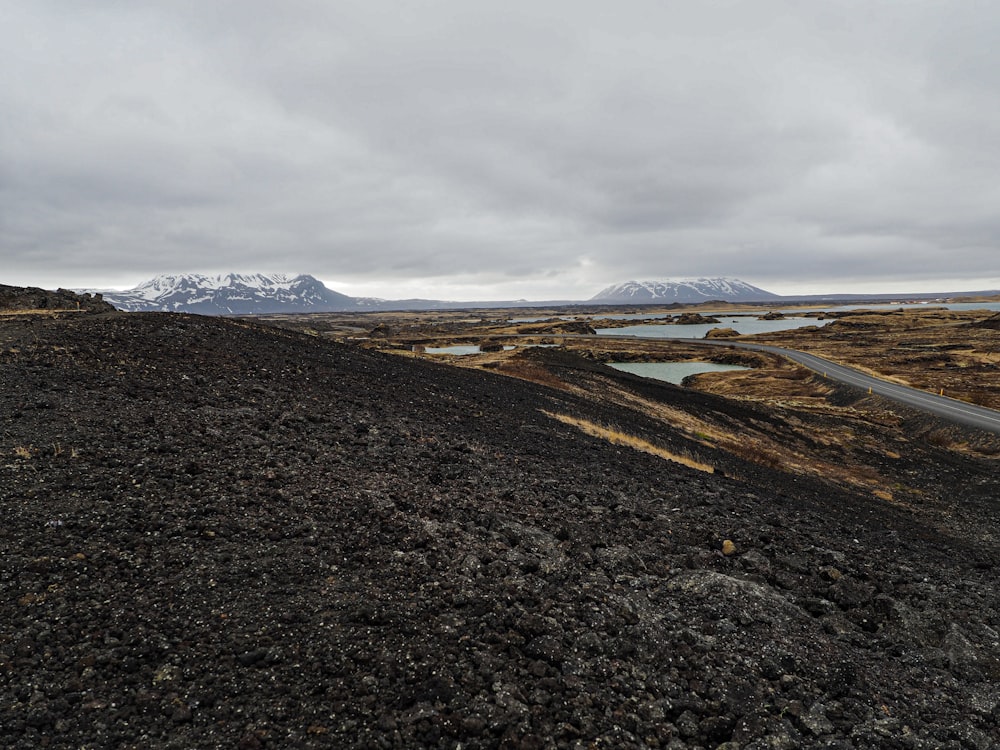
[1,311,998,749]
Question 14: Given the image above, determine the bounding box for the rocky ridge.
[1,310,998,749]
[0,284,114,315]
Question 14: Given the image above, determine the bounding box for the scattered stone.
[152,665,181,686]
[0,310,996,749]
[801,702,835,736]
[819,566,842,581]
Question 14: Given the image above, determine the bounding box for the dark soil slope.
[1,313,998,749]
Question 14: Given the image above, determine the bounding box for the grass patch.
[922,428,955,448]
[497,360,572,391]
[0,308,85,317]
[727,439,787,471]
[542,411,714,474]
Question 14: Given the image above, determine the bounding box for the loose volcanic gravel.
[1,312,998,749]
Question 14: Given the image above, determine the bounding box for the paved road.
[555,333,1000,435]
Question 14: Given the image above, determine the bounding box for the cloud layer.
[4,1,1000,298]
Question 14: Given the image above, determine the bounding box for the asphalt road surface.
[580,334,1000,436]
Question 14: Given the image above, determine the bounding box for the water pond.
[785,302,1000,314]
[608,361,750,384]
[596,317,827,339]
[424,345,517,355]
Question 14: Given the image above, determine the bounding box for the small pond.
[596,317,828,339]
[424,345,517,355]
[608,361,750,385]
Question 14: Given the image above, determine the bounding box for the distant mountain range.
[591,278,782,304]
[89,274,371,314]
[86,273,571,314]
[82,273,999,315]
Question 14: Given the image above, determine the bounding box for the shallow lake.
[511,313,677,322]
[785,302,1000,314]
[940,302,1000,312]
[514,302,1000,325]
[596,317,828,339]
[608,361,750,384]
[424,345,517,355]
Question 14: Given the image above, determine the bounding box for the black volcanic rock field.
[2,312,999,749]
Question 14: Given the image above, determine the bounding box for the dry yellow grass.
[542,410,715,473]
[0,308,85,317]
[364,311,992,493]
[580,376,909,497]
[499,361,574,391]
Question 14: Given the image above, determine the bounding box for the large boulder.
[705,327,740,339]
[675,312,721,325]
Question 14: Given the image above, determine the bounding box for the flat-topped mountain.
[592,278,782,304]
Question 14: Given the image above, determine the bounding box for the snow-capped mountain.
[86,273,780,314]
[90,273,373,314]
[591,278,781,304]
[86,273,580,313]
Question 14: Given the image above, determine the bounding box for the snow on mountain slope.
[86,273,779,313]
[591,278,781,304]
[89,273,364,314]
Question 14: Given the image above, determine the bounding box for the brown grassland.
[255,299,1000,531]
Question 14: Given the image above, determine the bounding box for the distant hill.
[591,278,782,304]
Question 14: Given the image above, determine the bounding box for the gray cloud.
[3,1,1000,298]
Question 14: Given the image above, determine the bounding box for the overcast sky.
[3,1,1000,300]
